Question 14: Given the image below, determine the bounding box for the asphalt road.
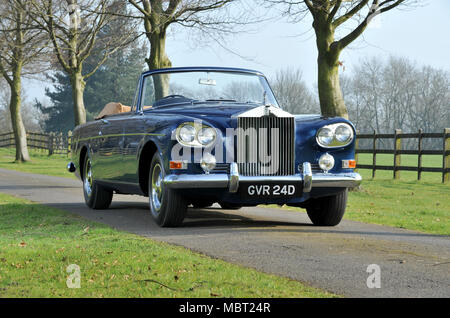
[0,168,449,297]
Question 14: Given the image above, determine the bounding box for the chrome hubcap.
[84,159,93,197]
[151,164,163,212]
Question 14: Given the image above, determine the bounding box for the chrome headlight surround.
[316,123,354,148]
[175,122,217,147]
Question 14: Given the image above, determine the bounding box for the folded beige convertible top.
[95,102,131,120]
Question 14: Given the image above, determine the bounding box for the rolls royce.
[68,67,361,227]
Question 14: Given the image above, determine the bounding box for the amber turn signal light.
[342,159,356,169]
[170,161,186,170]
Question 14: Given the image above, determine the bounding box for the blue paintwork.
[71,66,357,206]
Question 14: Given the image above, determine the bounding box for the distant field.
[0,148,74,179]
[356,153,444,183]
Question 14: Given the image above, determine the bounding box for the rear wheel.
[306,190,347,226]
[148,153,187,227]
[82,152,113,209]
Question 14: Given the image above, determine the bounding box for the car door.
[120,112,147,185]
[95,115,125,182]
[119,74,157,185]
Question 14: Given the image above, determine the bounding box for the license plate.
[239,183,299,198]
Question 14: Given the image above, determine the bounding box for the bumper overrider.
[163,162,362,193]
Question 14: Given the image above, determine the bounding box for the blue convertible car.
[68,67,361,227]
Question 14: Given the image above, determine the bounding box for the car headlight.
[197,127,216,145]
[316,123,354,148]
[176,122,217,147]
[317,127,334,145]
[335,124,352,143]
[179,124,196,143]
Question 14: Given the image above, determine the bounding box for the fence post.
[67,130,72,157]
[354,130,359,172]
[48,132,54,156]
[417,128,423,181]
[372,130,377,178]
[393,129,402,180]
[59,132,63,154]
[443,128,450,183]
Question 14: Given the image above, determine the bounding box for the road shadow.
[42,201,450,240]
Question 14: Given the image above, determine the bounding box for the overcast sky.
[27,0,450,102]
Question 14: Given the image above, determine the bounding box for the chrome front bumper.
[163,162,362,193]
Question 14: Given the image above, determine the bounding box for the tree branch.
[332,0,369,27]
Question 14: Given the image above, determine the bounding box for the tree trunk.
[147,30,171,100]
[314,15,349,119]
[317,56,348,119]
[70,71,86,126]
[9,62,30,162]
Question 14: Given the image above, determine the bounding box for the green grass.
[344,179,449,235]
[0,193,334,298]
[347,153,449,235]
[0,148,74,179]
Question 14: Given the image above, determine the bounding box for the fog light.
[319,153,335,172]
[200,153,216,173]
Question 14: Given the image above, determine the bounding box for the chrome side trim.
[302,162,312,193]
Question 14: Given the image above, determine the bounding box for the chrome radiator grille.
[237,116,295,176]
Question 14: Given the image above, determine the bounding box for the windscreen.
[140,71,278,108]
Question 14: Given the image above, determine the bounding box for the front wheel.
[306,190,348,226]
[82,152,113,209]
[148,153,187,227]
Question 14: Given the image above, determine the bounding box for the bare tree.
[0,91,44,133]
[27,0,139,126]
[343,56,450,148]
[264,0,414,119]
[0,0,48,162]
[127,1,241,71]
[270,68,319,114]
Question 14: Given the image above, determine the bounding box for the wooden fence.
[0,131,72,156]
[355,128,450,183]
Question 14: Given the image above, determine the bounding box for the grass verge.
[0,148,74,179]
[350,154,449,235]
[0,193,334,298]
